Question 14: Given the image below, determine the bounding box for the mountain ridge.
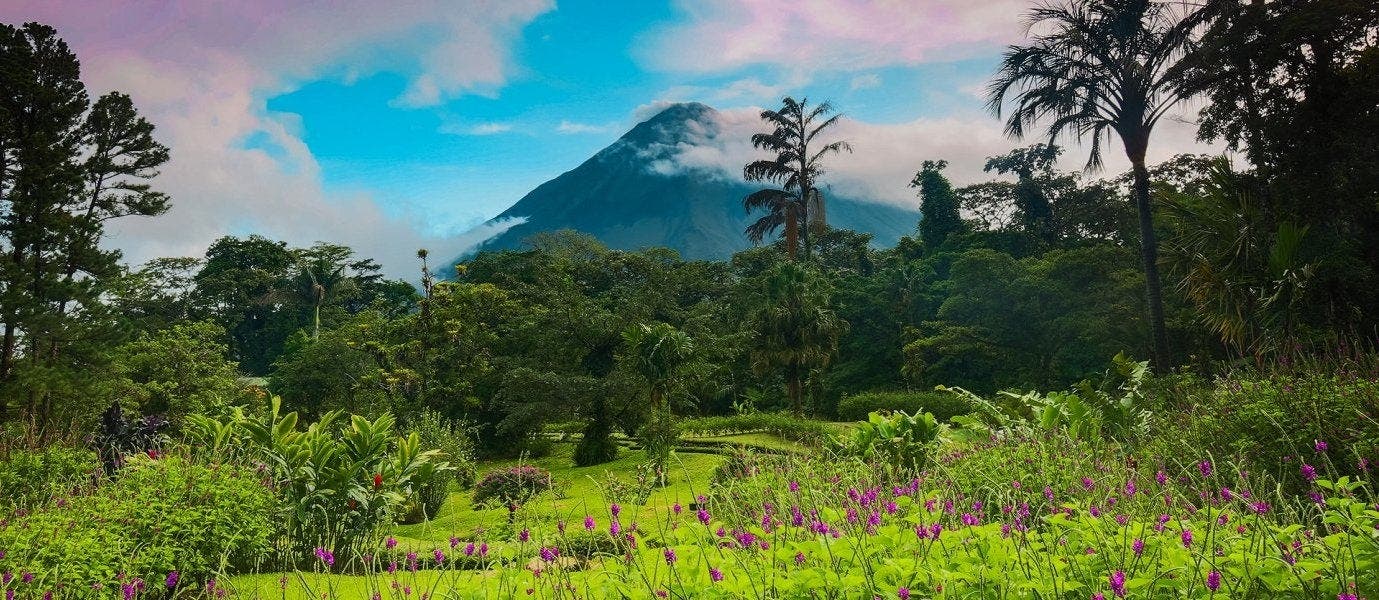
[458,102,920,261]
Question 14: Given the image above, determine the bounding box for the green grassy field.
[387,444,724,549]
[223,432,830,597]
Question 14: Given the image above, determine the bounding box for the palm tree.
[743,97,852,262]
[1159,160,1313,356]
[987,0,1213,370]
[749,263,847,416]
[621,322,695,410]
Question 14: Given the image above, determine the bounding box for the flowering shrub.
[472,465,553,514]
[1185,373,1379,488]
[0,445,98,511]
[184,398,451,559]
[0,455,274,597]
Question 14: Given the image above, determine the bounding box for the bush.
[678,413,828,444]
[472,465,553,513]
[0,455,276,594]
[184,398,450,555]
[1185,372,1379,488]
[0,445,99,511]
[837,391,971,422]
[403,410,478,522]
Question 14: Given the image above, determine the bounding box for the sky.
[2,0,1217,277]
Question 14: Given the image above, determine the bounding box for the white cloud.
[555,120,613,135]
[849,73,882,91]
[1,0,554,276]
[469,122,516,135]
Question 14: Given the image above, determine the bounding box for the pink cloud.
[640,0,1030,73]
[0,1,552,275]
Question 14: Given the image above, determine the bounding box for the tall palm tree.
[744,97,852,262]
[749,263,847,416]
[987,0,1213,370]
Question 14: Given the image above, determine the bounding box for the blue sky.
[259,1,1002,235]
[4,0,1212,275]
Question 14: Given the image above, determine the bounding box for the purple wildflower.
[708,567,723,582]
[165,571,179,589]
[1206,570,1221,592]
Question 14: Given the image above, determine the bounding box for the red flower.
[147,449,160,460]
[373,473,383,490]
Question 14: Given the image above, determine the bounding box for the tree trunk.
[1130,156,1171,371]
[787,366,803,417]
[784,203,799,262]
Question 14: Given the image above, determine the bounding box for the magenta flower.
[313,547,335,567]
[1198,460,1213,477]
[1132,538,1144,556]
[519,528,531,542]
[898,586,911,599]
[1301,464,1318,482]
[1181,528,1193,548]
[708,567,723,582]
[165,571,179,589]
[433,549,445,565]
[1315,440,1328,453]
[539,546,559,562]
[584,515,596,531]
[1206,570,1221,591]
[794,551,806,566]
[697,508,712,525]
[386,536,398,549]
[663,548,677,565]
[463,542,476,556]
[1109,570,1125,597]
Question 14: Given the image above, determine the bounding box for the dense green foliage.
[3,5,1379,599]
[0,445,96,510]
[835,391,969,422]
[185,399,450,553]
[0,455,276,592]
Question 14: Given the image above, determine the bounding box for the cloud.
[1,0,553,276]
[849,73,882,91]
[555,120,613,135]
[640,0,1030,73]
[469,122,516,135]
[643,104,1220,208]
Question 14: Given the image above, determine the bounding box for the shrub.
[678,413,829,444]
[472,465,553,515]
[99,320,256,423]
[402,410,478,522]
[0,455,276,594]
[837,391,970,422]
[0,445,99,511]
[830,410,941,474]
[184,398,450,556]
[1185,372,1379,488]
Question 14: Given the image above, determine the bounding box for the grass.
[323,444,721,552]
[226,435,800,597]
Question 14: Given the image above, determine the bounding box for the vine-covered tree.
[912,160,963,251]
[743,97,852,262]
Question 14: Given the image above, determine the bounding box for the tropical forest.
[1,1,1377,599]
